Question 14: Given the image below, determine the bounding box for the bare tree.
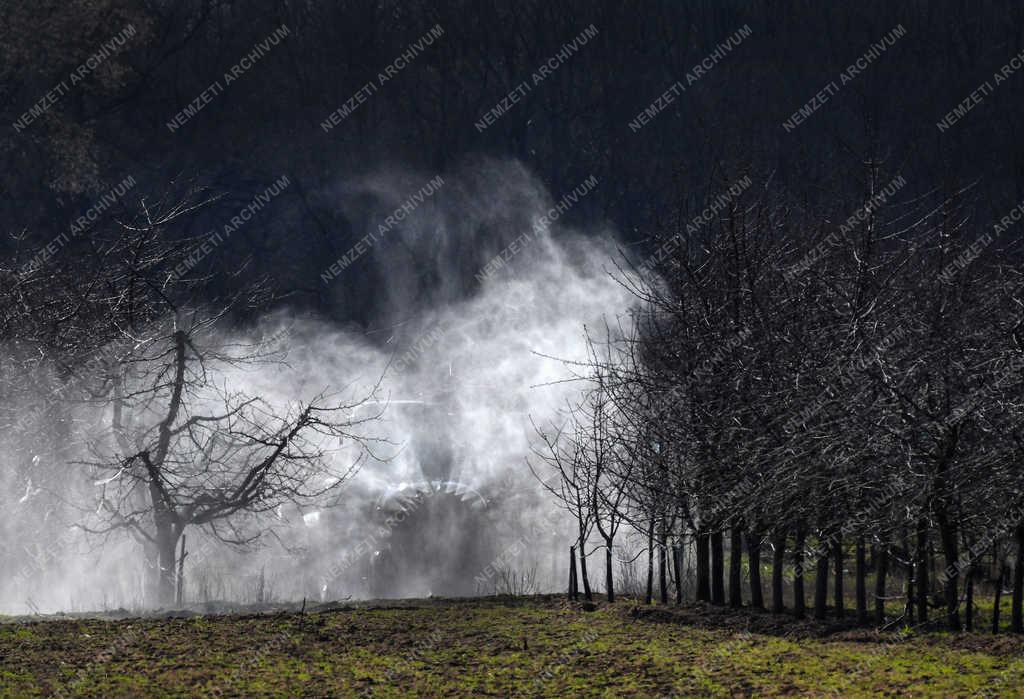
[83,303,385,604]
[530,408,596,602]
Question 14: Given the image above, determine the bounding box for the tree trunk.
[645,521,655,605]
[814,549,830,620]
[905,558,916,625]
[155,525,179,607]
[672,544,683,605]
[994,560,1006,634]
[1013,525,1024,632]
[874,545,888,625]
[659,539,668,604]
[150,330,188,608]
[902,526,914,624]
[696,529,710,603]
[916,518,929,624]
[605,544,615,603]
[729,525,743,608]
[856,537,867,625]
[569,546,579,601]
[711,531,725,605]
[175,534,187,607]
[833,539,845,619]
[965,562,974,632]
[930,541,938,597]
[579,538,593,602]
[748,530,764,610]
[793,524,806,618]
[771,530,786,614]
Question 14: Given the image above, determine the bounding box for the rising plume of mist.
[0,158,638,612]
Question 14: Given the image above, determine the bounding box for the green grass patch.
[0,597,1021,697]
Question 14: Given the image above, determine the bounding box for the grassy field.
[1,596,1023,697]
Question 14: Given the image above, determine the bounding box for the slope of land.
[1,596,1021,697]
